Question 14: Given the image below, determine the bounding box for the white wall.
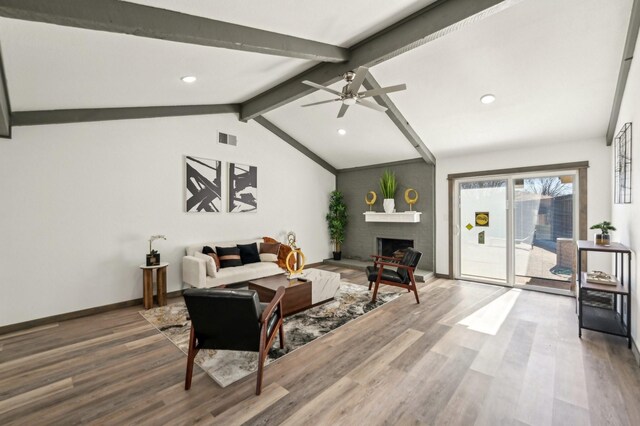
[0,114,335,327]
[611,31,640,345]
[435,137,612,276]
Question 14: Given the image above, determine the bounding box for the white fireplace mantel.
[363,211,422,223]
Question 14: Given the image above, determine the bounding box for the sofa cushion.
[186,239,261,257]
[259,253,278,262]
[263,237,296,270]
[260,242,281,255]
[194,251,217,277]
[209,262,282,286]
[237,242,261,265]
[201,246,220,271]
[208,253,221,271]
[216,246,243,268]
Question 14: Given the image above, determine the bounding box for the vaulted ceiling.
[0,0,635,168]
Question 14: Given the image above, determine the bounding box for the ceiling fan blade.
[348,66,368,93]
[359,84,407,98]
[356,98,388,113]
[302,80,342,96]
[337,104,350,118]
[301,99,340,107]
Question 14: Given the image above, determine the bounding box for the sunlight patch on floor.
[458,289,522,335]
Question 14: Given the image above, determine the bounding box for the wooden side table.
[139,262,169,309]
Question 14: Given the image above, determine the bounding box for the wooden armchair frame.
[368,254,420,304]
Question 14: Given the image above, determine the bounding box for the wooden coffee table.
[248,275,312,316]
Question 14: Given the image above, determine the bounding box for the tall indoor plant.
[380,169,398,213]
[590,221,616,246]
[326,190,348,260]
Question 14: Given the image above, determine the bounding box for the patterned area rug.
[140,282,400,388]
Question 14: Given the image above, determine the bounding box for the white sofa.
[182,238,284,288]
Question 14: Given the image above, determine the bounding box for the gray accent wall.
[336,159,435,271]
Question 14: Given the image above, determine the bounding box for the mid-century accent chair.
[183,286,285,395]
[366,248,422,304]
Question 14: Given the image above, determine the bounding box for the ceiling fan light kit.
[301,66,406,118]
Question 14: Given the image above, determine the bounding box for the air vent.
[218,132,237,146]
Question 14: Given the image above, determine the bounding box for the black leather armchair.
[183,286,285,395]
[366,248,422,304]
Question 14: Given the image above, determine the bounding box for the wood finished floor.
[1,265,639,425]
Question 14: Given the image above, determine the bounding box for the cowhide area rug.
[140,282,400,388]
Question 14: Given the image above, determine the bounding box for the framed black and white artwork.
[228,163,257,212]
[185,156,222,212]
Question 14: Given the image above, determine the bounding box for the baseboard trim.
[632,336,640,366]
[0,289,184,336]
[435,273,452,279]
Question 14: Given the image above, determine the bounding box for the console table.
[139,262,168,309]
[576,241,631,348]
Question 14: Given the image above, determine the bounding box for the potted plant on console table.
[326,190,348,260]
[380,169,398,213]
[590,221,616,246]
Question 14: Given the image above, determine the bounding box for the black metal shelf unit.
[576,240,632,348]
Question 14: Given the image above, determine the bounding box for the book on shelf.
[586,271,617,286]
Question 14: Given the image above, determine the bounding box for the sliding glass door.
[458,179,509,284]
[454,171,578,293]
[513,175,575,291]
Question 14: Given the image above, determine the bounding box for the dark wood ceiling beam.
[254,116,337,175]
[11,104,240,126]
[0,0,348,62]
[607,0,640,145]
[363,73,436,165]
[0,45,11,138]
[240,0,522,121]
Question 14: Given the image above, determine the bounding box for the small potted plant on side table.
[590,221,616,246]
[147,235,166,266]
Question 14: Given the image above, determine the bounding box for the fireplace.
[377,238,414,260]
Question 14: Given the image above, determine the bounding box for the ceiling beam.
[240,0,522,121]
[12,104,240,126]
[606,0,640,145]
[253,116,337,175]
[363,73,436,166]
[0,45,11,138]
[0,0,348,63]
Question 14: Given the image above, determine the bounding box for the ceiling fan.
[301,66,406,118]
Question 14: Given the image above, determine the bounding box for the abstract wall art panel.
[228,163,257,212]
[185,156,222,212]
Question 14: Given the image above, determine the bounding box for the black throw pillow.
[215,246,243,268]
[237,243,261,265]
[202,246,215,254]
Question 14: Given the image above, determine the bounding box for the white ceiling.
[0,0,633,167]
[370,0,632,158]
[0,17,314,110]
[127,0,437,47]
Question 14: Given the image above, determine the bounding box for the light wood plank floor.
[1,265,639,425]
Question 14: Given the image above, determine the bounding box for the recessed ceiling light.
[337,129,346,135]
[480,94,496,104]
[181,76,197,83]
